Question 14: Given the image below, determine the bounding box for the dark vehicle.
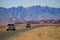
[6,24,16,31]
[26,23,31,29]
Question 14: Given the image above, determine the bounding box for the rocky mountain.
[0,5,60,23]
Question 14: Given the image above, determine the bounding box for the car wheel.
[13,29,15,31]
[6,29,9,31]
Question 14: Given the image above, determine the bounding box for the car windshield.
[8,24,14,26]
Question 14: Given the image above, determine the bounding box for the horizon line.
[0,5,60,8]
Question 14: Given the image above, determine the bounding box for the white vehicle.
[6,24,16,31]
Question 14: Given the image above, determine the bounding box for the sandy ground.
[0,24,60,40]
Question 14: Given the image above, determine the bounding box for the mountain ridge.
[0,5,60,23]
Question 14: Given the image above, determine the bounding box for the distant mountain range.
[0,5,60,23]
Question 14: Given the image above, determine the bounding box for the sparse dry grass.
[0,24,60,40]
[0,24,7,31]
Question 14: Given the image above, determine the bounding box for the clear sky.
[0,0,60,8]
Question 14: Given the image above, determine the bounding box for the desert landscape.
[0,0,60,40]
[0,24,60,40]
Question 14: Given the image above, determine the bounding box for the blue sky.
[0,0,60,8]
